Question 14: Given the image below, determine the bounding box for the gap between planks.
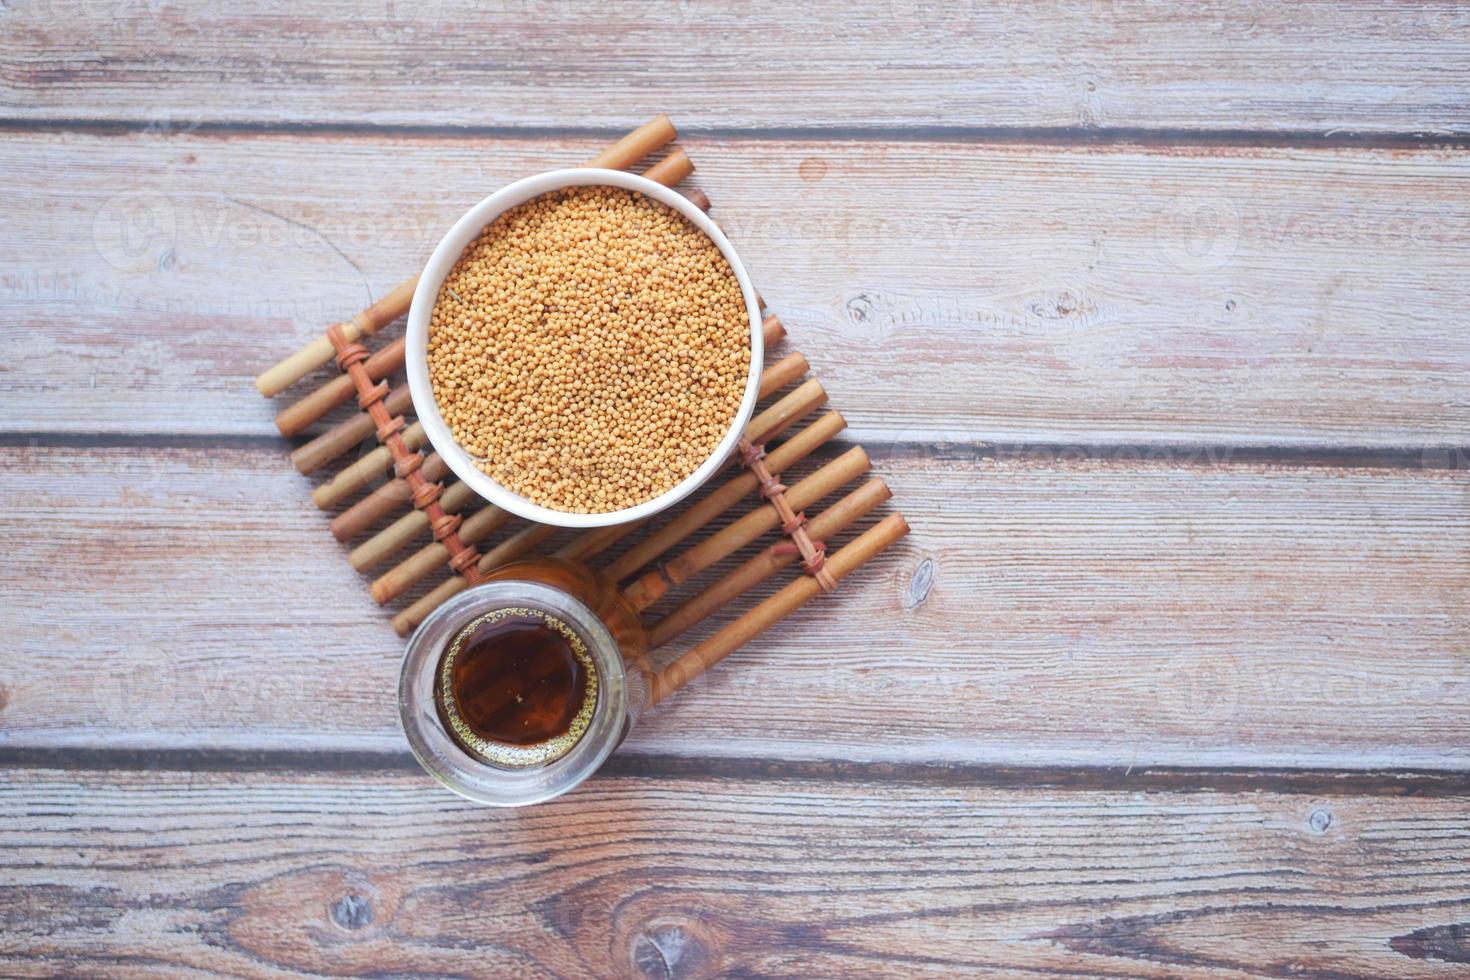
[5,118,1470,149]
[4,432,1468,474]
[3,746,1470,798]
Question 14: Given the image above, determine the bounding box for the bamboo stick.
[312,421,426,510]
[391,579,464,639]
[349,479,479,571]
[603,410,845,583]
[745,378,825,446]
[682,187,710,212]
[758,351,808,397]
[761,311,785,346]
[391,523,559,636]
[371,503,513,605]
[330,452,448,541]
[256,116,679,398]
[743,380,829,444]
[650,513,909,705]
[274,337,406,437]
[622,446,870,612]
[255,279,418,397]
[641,147,693,187]
[356,463,633,572]
[480,522,559,570]
[585,114,677,169]
[554,522,644,563]
[649,478,890,648]
[291,383,413,475]
[383,409,837,628]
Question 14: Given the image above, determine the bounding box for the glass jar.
[398,558,653,806]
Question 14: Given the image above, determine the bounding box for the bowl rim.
[406,167,764,529]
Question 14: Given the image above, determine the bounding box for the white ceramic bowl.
[407,168,764,529]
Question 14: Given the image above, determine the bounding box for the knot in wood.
[630,920,710,980]
[904,557,935,610]
[330,893,373,930]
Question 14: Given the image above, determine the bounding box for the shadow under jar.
[399,558,653,806]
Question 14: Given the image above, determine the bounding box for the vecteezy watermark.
[56,189,458,322]
[86,191,448,275]
[842,286,1116,344]
[92,191,177,273]
[4,0,169,18]
[1154,193,1240,272]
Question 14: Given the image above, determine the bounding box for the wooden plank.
[5,132,1470,448]
[1,442,1465,770]
[1,766,1468,977]
[2,1,1467,134]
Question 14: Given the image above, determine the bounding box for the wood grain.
[2,1,1467,135]
[1,442,1464,770]
[6,132,1470,449]
[1,766,1467,978]
[5,0,1469,969]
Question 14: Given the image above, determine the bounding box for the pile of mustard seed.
[428,185,750,514]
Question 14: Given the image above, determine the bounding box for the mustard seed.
[428,185,750,514]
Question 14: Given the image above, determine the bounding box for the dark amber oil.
[435,607,597,768]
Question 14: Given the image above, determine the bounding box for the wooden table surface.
[3,2,1469,976]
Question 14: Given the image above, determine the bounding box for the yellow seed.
[428,185,749,514]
